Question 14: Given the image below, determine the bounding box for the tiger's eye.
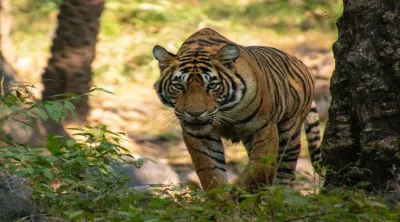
[208,83,219,90]
[173,83,184,90]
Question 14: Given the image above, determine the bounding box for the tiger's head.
[153,44,245,134]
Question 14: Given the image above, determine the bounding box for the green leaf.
[239,194,258,208]
[90,86,115,95]
[35,107,48,120]
[148,199,171,208]
[48,93,79,99]
[64,101,74,110]
[35,156,52,168]
[90,124,107,139]
[134,158,144,169]
[44,101,67,122]
[46,134,62,155]
[43,168,54,180]
[66,139,76,147]
[64,100,76,120]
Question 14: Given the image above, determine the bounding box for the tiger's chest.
[213,121,257,143]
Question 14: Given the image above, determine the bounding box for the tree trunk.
[0,0,16,91]
[322,0,400,192]
[0,53,15,93]
[41,0,104,122]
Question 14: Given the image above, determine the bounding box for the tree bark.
[0,0,16,91]
[0,53,15,93]
[41,0,104,122]
[322,0,400,192]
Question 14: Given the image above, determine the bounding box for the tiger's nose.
[185,110,206,118]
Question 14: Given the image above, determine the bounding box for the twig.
[1,76,4,97]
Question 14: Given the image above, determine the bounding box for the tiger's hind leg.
[276,120,302,185]
[241,124,279,191]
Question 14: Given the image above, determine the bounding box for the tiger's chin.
[181,119,214,135]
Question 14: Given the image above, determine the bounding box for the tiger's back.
[153,28,322,190]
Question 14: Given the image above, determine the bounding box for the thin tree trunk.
[322,0,400,193]
[0,0,16,91]
[0,53,15,94]
[41,0,105,122]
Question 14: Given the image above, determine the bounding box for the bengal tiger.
[152,28,322,191]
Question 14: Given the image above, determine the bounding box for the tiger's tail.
[304,101,323,177]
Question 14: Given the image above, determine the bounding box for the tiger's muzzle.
[175,109,217,133]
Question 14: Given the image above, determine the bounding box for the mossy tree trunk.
[41,0,105,122]
[322,0,400,192]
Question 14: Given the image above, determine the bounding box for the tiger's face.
[153,44,244,134]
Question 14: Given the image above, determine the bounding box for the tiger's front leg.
[182,131,228,190]
[241,124,279,191]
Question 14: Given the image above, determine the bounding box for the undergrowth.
[0,84,398,221]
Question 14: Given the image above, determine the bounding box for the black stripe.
[179,61,195,67]
[310,148,321,156]
[180,67,191,73]
[280,144,301,154]
[186,131,222,143]
[237,96,263,123]
[309,135,321,144]
[192,148,226,165]
[197,39,217,46]
[235,71,247,99]
[195,47,204,51]
[305,120,320,134]
[252,138,267,148]
[207,147,225,155]
[199,66,212,73]
[243,121,269,145]
[281,56,309,104]
[197,166,226,174]
[279,128,291,135]
[280,156,298,162]
[279,139,288,148]
[182,40,196,45]
[208,37,230,44]
[179,58,212,68]
[279,131,300,148]
[217,68,239,109]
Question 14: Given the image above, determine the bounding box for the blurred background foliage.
[10,0,341,84]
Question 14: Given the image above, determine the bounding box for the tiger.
[152,28,322,191]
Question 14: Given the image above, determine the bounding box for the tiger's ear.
[153,45,176,70]
[214,44,240,65]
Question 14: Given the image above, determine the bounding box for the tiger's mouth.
[182,119,213,127]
